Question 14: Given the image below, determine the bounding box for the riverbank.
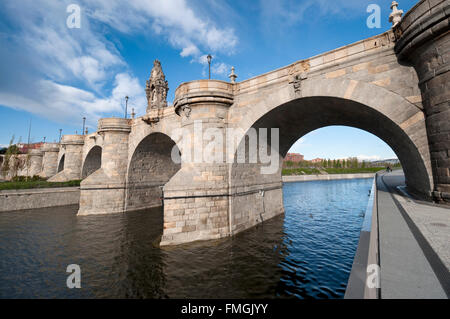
[0,178,80,190]
[0,187,80,212]
[282,173,375,183]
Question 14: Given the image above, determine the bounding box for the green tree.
[2,136,24,179]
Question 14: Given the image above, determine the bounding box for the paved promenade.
[377,170,449,299]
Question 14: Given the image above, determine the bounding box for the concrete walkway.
[377,170,449,299]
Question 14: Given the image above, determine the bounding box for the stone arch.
[125,132,181,212]
[57,154,65,173]
[229,80,433,234]
[231,78,432,193]
[81,146,102,179]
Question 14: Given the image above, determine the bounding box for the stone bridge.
[25,0,449,245]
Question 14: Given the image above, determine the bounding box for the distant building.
[284,153,304,163]
[17,142,44,154]
[311,158,323,163]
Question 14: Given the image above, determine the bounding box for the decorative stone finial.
[229,66,238,83]
[145,59,169,112]
[389,1,403,27]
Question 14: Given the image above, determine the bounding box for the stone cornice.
[174,80,234,116]
[394,0,450,60]
[97,118,132,133]
[40,143,60,152]
[60,134,85,146]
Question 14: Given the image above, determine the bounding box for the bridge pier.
[28,149,43,177]
[229,161,285,236]
[39,143,60,179]
[160,81,234,245]
[394,0,450,202]
[78,118,131,215]
[48,135,84,182]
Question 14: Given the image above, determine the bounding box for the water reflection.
[0,178,371,299]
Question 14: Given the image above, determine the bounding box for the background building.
[284,153,304,163]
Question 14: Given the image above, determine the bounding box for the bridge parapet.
[235,31,396,96]
[40,142,60,152]
[98,118,132,133]
[174,80,234,117]
[60,134,84,145]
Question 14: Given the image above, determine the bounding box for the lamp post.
[124,96,129,119]
[207,54,212,79]
[59,129,62,143]
[82,117,86,135]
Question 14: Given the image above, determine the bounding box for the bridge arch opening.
[125,132,181,212]
[57,154,65,173]
[230,96,431,233]
[82,146,102,179]
[285,126,399,171]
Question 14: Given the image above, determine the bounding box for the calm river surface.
[0,178,372,299]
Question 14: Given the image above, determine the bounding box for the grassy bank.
[0,178,81,191]
[282,167,386,176]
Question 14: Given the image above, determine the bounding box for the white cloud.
[0,0,235,126]
[86,0,238,58]
[212,62,229,76]
[180,44,201,58]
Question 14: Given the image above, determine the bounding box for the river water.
[0,178,372,299]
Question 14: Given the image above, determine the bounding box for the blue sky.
[0,0,418,160]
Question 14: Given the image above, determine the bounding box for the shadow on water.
[0,178,371,299]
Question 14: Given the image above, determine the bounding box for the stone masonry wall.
[394,0,450,200]
[0,187,80,212]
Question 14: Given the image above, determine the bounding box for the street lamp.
[82,117,86,135]
[207,54,212,79]
[59,129,62,143]
[124,96,129,119]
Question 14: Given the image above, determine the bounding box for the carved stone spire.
[145,59,169,112]
[389,1,403,27]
